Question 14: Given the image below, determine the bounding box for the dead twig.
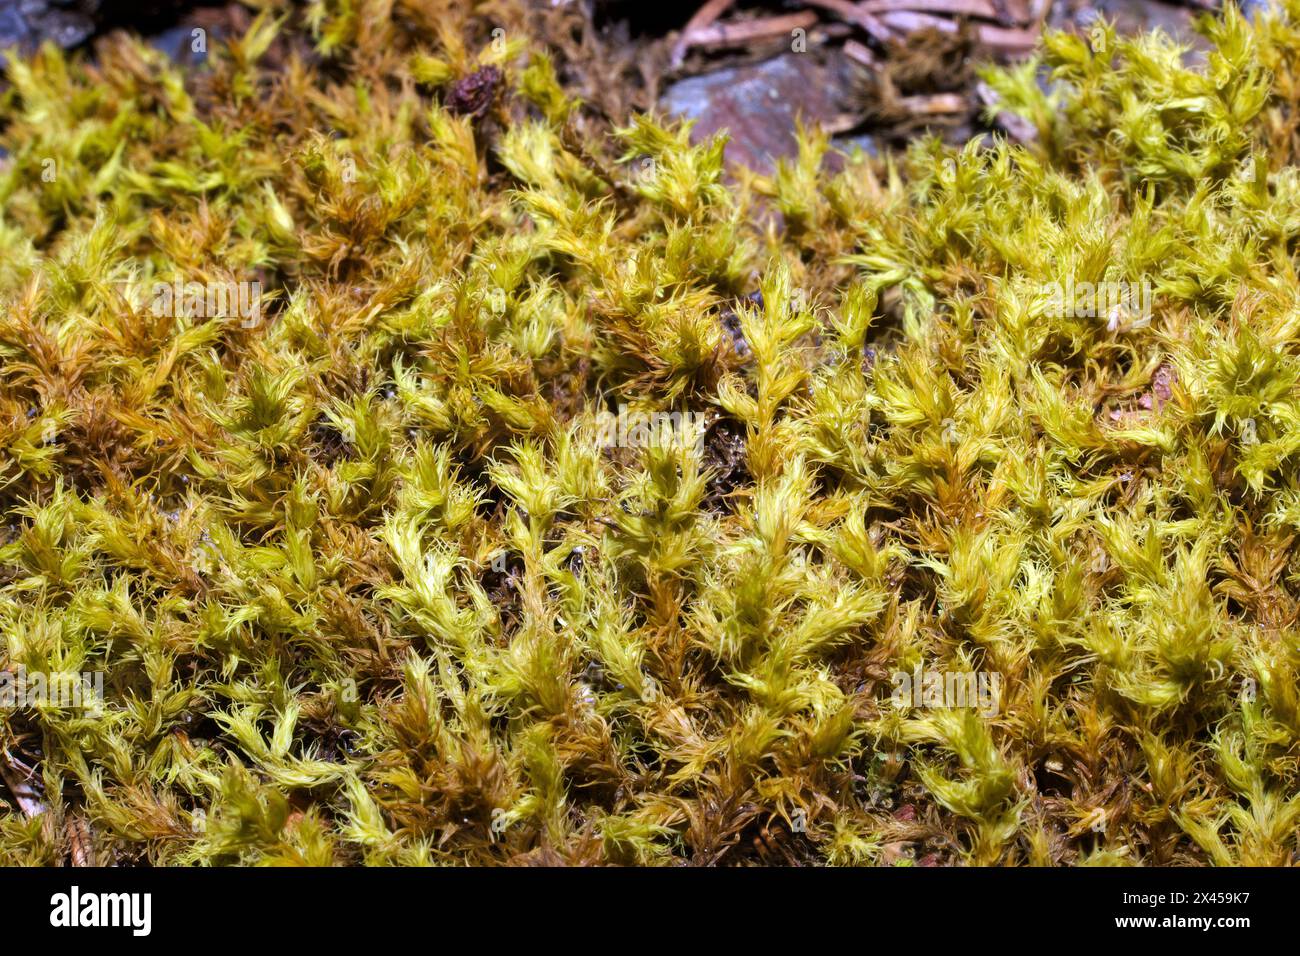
[876,10,1038,50]
[670,0,1035,76]
[898,92,969,114]
[858,0,1001,21]
[843,37,881,68]
[67,816,94,867]
[671,0,738,67]
[0,752,46,819]
[801,0,896,43]
[977,23,1039,51]
[976,79,1038,142]
[672,11,821,59]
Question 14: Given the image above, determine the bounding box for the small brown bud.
[447,66,502,118]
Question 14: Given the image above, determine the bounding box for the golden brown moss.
[0,1,1299,866]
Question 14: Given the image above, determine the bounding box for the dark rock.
[660,52,861,174]
[0,5,31,49]
[1053,0,1203,49]
[0,1,212,71]
[1239,0,1276,18]
[1,1,98,55]
[147,22,207,66]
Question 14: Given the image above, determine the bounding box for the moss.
[1,1,1299,866]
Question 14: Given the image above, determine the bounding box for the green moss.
[1,1,1299,865]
